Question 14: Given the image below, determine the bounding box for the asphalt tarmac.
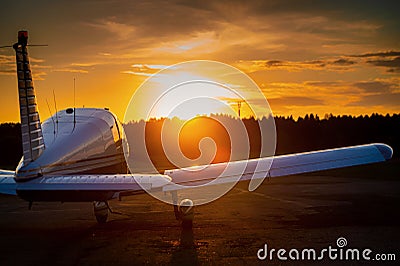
[0,160,399,265]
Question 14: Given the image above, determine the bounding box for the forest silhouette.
[0,113,398,171]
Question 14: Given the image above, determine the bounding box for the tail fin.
[13,31,45,164]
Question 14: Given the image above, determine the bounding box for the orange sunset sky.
[0,0,399,122]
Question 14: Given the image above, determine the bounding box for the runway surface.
[0,160,399,265]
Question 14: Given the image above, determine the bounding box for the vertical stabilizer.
[13,31,45,164]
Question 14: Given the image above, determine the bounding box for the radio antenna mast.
[237,101,242,118]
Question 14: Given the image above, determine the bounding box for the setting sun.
[123,61,272,122]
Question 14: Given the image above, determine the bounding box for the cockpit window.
[110,114,121,143]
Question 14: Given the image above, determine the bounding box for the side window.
[111,124,120,143]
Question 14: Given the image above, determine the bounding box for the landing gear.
[179,199,194,229]
[93,201,108,224]
[172,191,194,229]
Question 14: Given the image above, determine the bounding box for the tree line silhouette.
[124,113,399,171]
[0,113,398,170]
[274,113,399,156]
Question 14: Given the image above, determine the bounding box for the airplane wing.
[0,143,393,199]
[1,174,171,201]
[163,143,393,192]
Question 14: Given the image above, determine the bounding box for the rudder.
[13,31,45,164]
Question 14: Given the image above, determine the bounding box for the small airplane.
[0,31,393,227]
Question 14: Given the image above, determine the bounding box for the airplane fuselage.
[15,108,128,181]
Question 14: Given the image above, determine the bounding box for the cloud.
[155,31,220,54]
[70,62,99,67]
[28,57,45,63]
[236,50,400,74]
[0,54,49,78]
[131,64,169,70]
[0,69,15,76]
[305,81,346,87]
[331,58,355,66]
[350,51,400,58]
[348,93,400,107]
[86,19,136,41]
[237,57,359,73]
[0,54,14,64]
[32,71,47,81]
[353,81,397,93]
[262,78,400,105]
[121,71,153,77]
[0,54,16,76]
[121,63,170,76]
[1,0,399,121]
[50,61,99,74]
[366,57,400,72]
[52,68,89,74]
[344,51,400,72]
[268,96,325,106]
[69,0,388,66]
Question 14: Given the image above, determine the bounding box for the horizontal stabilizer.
[0,171,16,195]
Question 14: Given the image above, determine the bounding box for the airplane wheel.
[179,199,194,229]
[93,201,108,224]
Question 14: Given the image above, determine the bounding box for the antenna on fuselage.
[46,98,56,136]
[73,78,76,131]
[53,89,58,133]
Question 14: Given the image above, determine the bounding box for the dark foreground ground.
[0,160,399,265]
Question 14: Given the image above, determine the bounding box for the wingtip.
[374,143,393,160]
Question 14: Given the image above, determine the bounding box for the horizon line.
[1,112,399,125]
